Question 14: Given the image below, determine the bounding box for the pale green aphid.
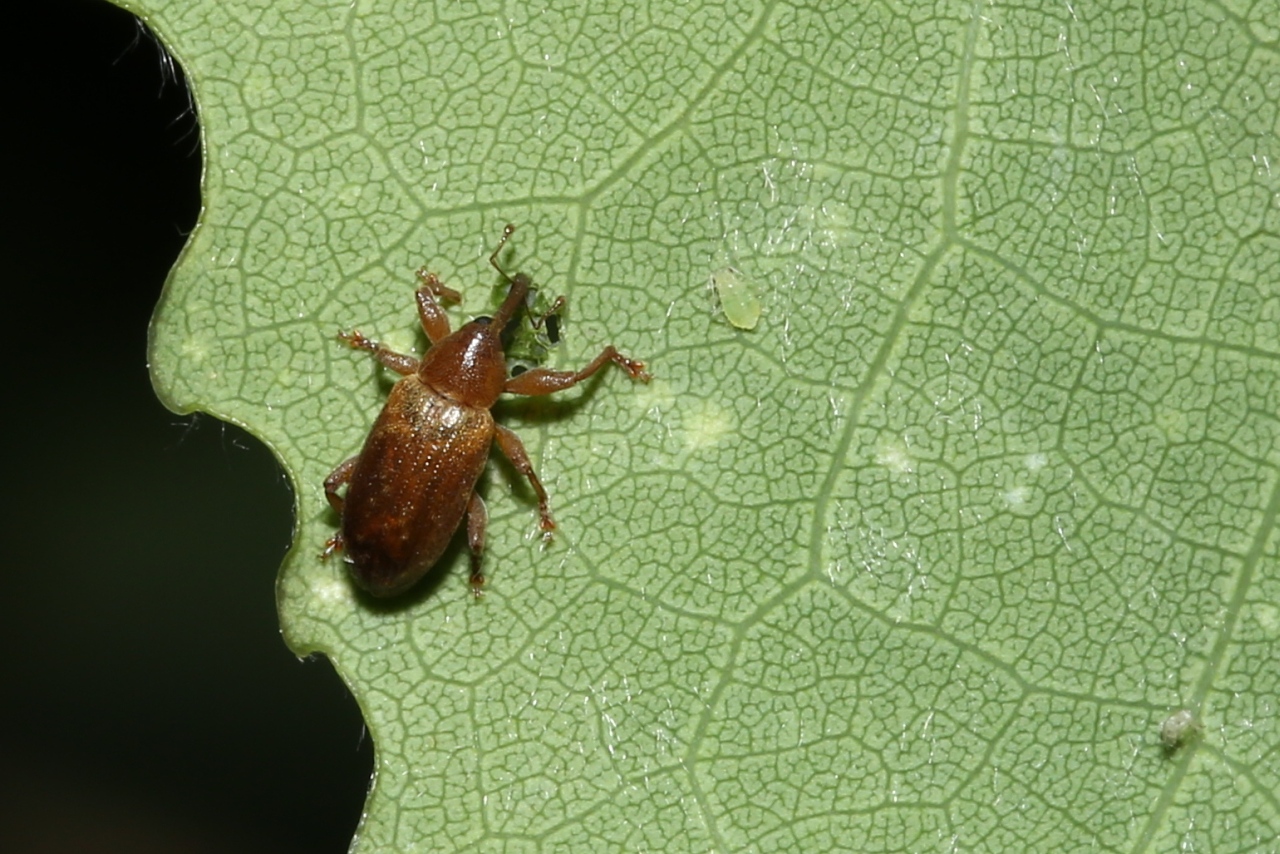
[711,266,761,330]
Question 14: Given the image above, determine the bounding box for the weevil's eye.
[473,315,492,325]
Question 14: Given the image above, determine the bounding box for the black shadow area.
[1,2,373,852]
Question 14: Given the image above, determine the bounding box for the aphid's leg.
[465,491,488,596]
[493,425,556,534]
[321,456,359,558]
[413,270,460,344]
[527,295,568,345]
[338,330,419,375]
[503,346,652,395]
[532,297,568,332]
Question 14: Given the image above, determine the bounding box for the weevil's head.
[416,273,532,408]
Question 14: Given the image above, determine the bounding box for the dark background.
[3,2,373,851]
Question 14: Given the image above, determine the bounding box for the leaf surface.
[127,0,1280,849]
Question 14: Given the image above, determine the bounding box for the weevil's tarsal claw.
[321,534,344,559]
[415,269,462,303]
[625,359,652,383]
[338,330,377,353]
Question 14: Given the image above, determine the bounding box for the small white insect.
[710,266,761,330]
[1160,708,1200,750]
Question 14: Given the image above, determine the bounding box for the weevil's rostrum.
[323,225,651,597]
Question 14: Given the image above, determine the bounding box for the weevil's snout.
[490,273,533,330]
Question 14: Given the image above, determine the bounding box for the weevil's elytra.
[323,224,651,598]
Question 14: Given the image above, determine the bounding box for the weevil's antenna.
[488,224,532,330]
[489,223,517,283]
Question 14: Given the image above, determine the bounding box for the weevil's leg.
[414,270,461,344]
[320,456,359,558]
[465,491,488,596]
[338,330,419,375]
[503,346,652,395]
[493,425,556,534]
[323,456,359,514]
[321,535,345,559]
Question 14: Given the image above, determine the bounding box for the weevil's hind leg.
[465,491,488,597]
[324,456,359,514]
[414,270,461,344]
[321,533,345,559]
[503,345,651,395]
[338,330,419,375]
[493,425,556,535]
[320,456,359,558]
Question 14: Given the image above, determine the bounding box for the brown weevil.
[323,224,651,597]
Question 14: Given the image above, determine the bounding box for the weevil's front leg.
[321,456,360,557]
[338,330,419,375]
[503,346,651,395]
[465,491,488,596]
[414,270,461,344]
[493,425,556,535]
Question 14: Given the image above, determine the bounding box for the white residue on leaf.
[876,439,915,474]
[1002,485,1031,509]
[312,571,355,607]
[1252,602,1280,634]
[682,401,731,450]
[1054,514,1074,552]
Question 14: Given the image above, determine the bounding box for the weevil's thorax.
[417,321,508,407]
[417,273,533,408]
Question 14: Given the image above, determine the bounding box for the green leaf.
[127,0,1280,849]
